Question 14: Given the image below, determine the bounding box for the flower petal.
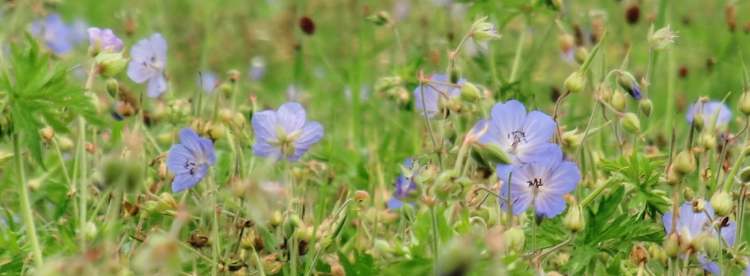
[277,102,307,133]
[291,121,324,161]
[252,110,278,143]
[522,110,556,146]
[147,74,167,98]
[166,144,193,174]
[490,100,527,137]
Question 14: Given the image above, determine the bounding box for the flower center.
[184,159,199,176]
[527,178,543,189]
[508,130,527,150]
[274,127,301,158]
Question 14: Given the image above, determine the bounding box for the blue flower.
[198,71,218,94]
[387,159,417,209]
[249,56,266,81]
[252,102,324,161]
[30,13,75,55]
[127,33,168,98]
[498,146,579,218]
[662,201,737,275]
[87,27,123,53]
[472,100,558,164]
[167,128,216,193]
[413,73,465,118]
[686,101,731,127]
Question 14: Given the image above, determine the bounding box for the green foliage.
[0,35,101,166]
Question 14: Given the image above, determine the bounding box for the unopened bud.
[639,99,653,117]
[683,186,695,201]
[629,244,648,265]
[561,129,584,151]
[620,112,641,134]
[270,211,283,227]
[95,52,129,78]
[738,167,750,183]
[470,17,501,42]
[228,69,240,82]
[504,227,525,253]
[366,11,392,26]
[40,126,55,142]
[563,204,585,233]
[563,71,586,94]
[673,150,697,175]
[106,78,119,97]
[710,191,733,217]
[664,233,680,257]
[354,190,370,202]
[617,71,642,100]
[699,133,717,150]
[472,143,511,165]
[611,90,627,112]
[740,91,750,116]
[574,47,589,65]
[693,113,705,130]
[460,82,481,102]
[57,136,75,152]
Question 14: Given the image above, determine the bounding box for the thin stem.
[418,74,441,165]
[209,171,220,276]
[14,133,43,267]
[430,206,440,276]
[509,26,527,83]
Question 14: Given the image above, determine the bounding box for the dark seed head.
[625,4,640,25]
[299,16,315,35]
[678,66,689,79]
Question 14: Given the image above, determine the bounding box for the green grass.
[1,0,750,275]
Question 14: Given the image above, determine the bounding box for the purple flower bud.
[88,27,123,53]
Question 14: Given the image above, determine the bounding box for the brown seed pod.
[299,16,315,35]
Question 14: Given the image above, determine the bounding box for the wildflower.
[387,159,417,209]
[662,202,736,275]
[686,101,731,128]
[251,102,324,161]
[198,71,218,94]
[249,56,266,81]
[127,33,168,97]
[649,25,678,50]
[498,146,580,218]
[166,128,216,193]
[472,100,558,163]
[87,27,123,54]
[470,17,501,42]
[413,74,465,118]
[617,71,642,100]
[30,13,75,55]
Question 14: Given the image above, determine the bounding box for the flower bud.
[738,167,750,183]
[617,71,642,100]
[620,112,641,134]
[629,244,649,266]
[648,244,667,264]
[597,84,613,102]
[673,150,697,175]
[460,82,481,102]
[207,122,226,141]
[219,83,232,95]
[95,52,129,78]
[354,190,370,202]
[692,199,706,213]
[470,17,501,42]
[504,227,525,253]
[611,90,627,112]
[84,221,98,239]
[558,34,575,54]
[683,186,695,201]
[692,113,705,130]
[563,204,585,233]
[700,234,721,256]
[373,239,393,256]
[710,191,733,217]
[639,99,653,117]
[270,211,283,227]
[740,91,750,116]
[366,11,392,26]
[563,71,586,94]
[699,133,717,150]
[472,143,511,165]
[106,78,119,97]
[561,129,584,151]
[663,233,680,257]
[57,136,75,152]
[40,126,55,143]
[157,192,178,211]
[574,47,589,65]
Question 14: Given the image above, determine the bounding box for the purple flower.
[663,202,737,274]
[127,33,168,97]
[166,128,216,193]
[387,159,417,209]
[30,13,75,55]
[686,101,731,127]
[472,100,558,164]
[249,56,266,81]
[498,146,579,218]
[87,27,123,53]
[624,79,642,100]
[252,102,324,161]
[413,74,465,118]
[198,71,218,94]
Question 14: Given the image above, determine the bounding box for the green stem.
[430,207,440,276]
[14,133,43,267]
[209,171,220,276]
[509,26,527,83]
[77,117,87,249]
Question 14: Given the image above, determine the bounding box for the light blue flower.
[686,101,731,127]
[413,73,465,118]
[127,33,168,97]
[387,159,417,209]
[198,71,218,94]
[498,146,580,218]
[30,13,75,55]
[663,202,737,275]
[87,27,123,53]
[167,128,216,193]
[252,102,324,161]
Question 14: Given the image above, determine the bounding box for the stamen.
[508,130,527,149]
